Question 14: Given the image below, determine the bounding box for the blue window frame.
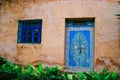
[17,19,42,44]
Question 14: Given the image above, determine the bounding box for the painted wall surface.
[0,0,120,73]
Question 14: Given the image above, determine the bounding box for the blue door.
[65,19,94,71]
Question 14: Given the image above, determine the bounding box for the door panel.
[65,19,94,71]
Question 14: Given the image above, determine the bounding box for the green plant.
[76,72,87,80]
[31,63,44,78]
[0,61,14,73]
[0,57,120,80]
[91,68,117,80]
[76,68,118,80]
[43,66,64,80]
[0,57,7,66]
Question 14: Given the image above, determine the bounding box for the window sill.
[16,43,43,49]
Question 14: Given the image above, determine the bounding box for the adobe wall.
[0,0,120,73]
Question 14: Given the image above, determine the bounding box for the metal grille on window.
[17,19,42,44]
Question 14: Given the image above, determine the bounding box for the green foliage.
[111,71,117,80]
[77,72,87,80]
[67,74,73,80]
[42,66,64,79]
[0,57,120,80]
[0,61,15,73]
[75,68,118,80]
[0,57,7,66]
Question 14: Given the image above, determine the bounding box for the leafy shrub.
[0,57,120,80]
[0,57,7,66]
[76,68,118,80]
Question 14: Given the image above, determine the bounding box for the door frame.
[64,18,95,72]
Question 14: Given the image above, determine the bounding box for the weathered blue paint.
[69,31,90,67]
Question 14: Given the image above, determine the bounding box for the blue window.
[17,19,42,44]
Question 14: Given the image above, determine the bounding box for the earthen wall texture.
[0,0,120,73]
